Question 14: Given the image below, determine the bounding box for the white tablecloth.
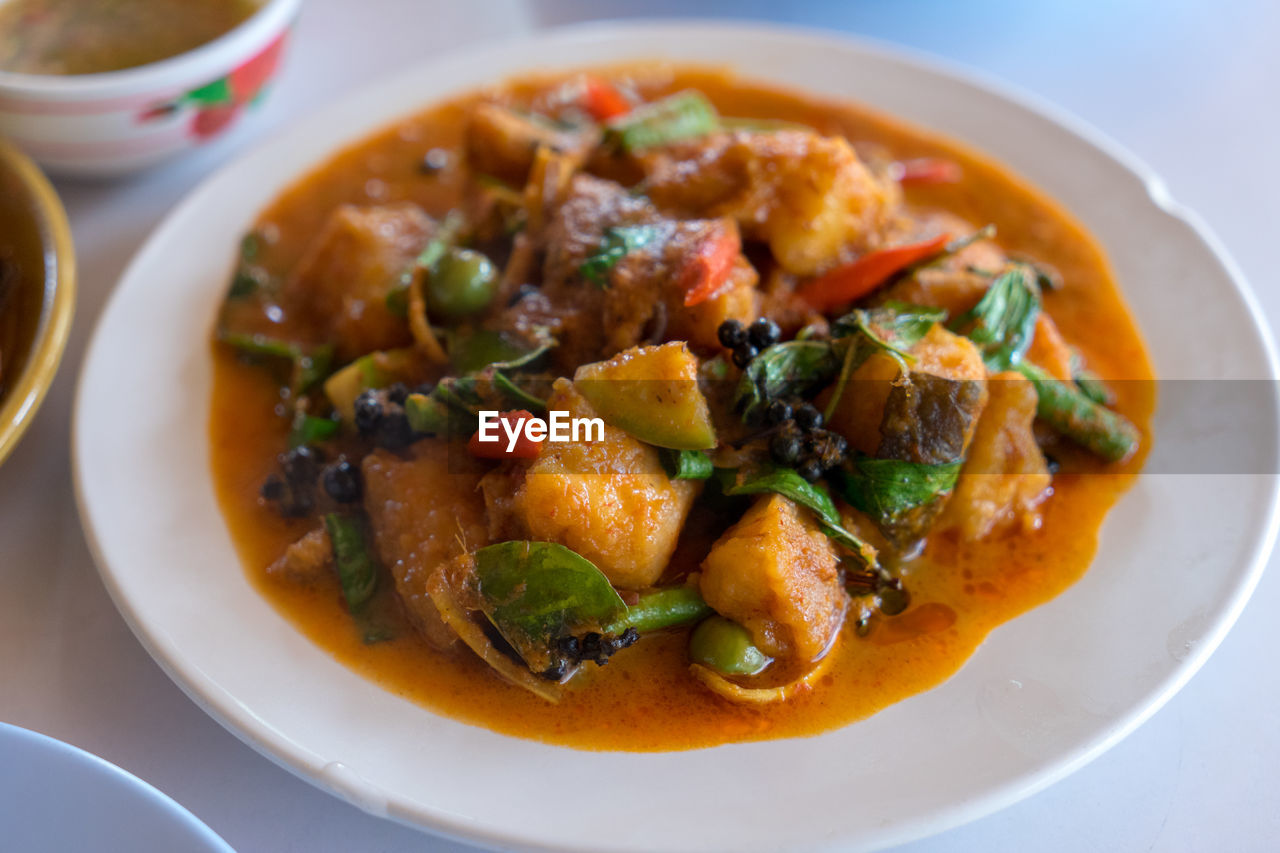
[3,1,1276,850]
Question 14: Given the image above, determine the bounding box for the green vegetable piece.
[720,466,877,566]
[604,90,720,152]
[473,541,628,667]
[835,456,963,544]
[323,347,417,422]
[490,371,547,412]
[427,248,498,319]
[1016,362,1140,462]
[601,586,712,635]
[218,331,332,396]
[385,210,466,317]
[949,264,1041,371]
[324,514,378,610]
[448,329,549,374]
[734,340,841,423]
[689,616,771,676]
[288,413,339,449]
[834,302,948,354]
[575,342,716,450]
[579,224,665,286]
[404,392,450,435]
[659,448,714,480]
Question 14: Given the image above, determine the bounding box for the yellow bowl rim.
[0,138,76,466]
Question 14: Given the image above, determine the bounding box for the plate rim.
[71,18,1280,852]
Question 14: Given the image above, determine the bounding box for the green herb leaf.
[949,264,1041,371]
[734,340,840,422]
[473,541,627,665]
[447,327,555,374]
[659,448,715,480]
[604,90,720,152]
[720,466,877,565]
[834,455,962,540]
[580,224,665,286]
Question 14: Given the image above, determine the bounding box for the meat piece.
[939,371,1052,540]
[466,102,595,186]
[266,527,332,584]
[642,129,900,275]
[282,203,428,361]
[480,378,699,589]
[700,494,846,661]
[362,442,490,648]
[514,174,757,367]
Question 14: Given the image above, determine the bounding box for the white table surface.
[3,1,1277,850]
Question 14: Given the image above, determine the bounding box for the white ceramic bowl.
[0,722,234,853]
[74,21,1279,853]
[0,0,300,176]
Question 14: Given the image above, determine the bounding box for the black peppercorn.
[732,344,758,369]
[764,399,793,426]
[797,458,824,482]
[794,403,824,431]
[747,317,781,349]
[717,319,747,349]
[322,459,363,503]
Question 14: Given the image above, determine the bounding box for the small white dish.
[0,0,301,176]
[73,21,1279,852]
[0,722,233,853]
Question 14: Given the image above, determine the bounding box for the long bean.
[602,586,712,635]
[1016,362,1139,462]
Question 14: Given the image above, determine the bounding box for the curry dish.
[210,66,1154,750]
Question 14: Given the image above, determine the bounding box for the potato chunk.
[939,371,1052,540]
[362,442,489,648]
[700,494,846,661]
[282,203,427,361]
[481,379,699,589]
[643,130,900,275]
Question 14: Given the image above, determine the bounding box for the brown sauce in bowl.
[0,0,259,75]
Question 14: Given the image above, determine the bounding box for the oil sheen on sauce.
[209,67,1156,752]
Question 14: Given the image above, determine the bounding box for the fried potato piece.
[362,442,490,648]
[700,494,846,661]
[480,378,699,589]
[643,130,900,275]
[939,371,1052,540]
[282,203,427,361]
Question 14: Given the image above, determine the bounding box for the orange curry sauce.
[209,67,1155,751]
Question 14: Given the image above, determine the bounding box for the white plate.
[0,722,233,853]
[73,21,1280,853]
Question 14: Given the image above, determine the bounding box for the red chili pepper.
[580,77,631,122]
[798,232,952,311]
[467,410,543,459]
[682,223,742,307]
[895,158,962,185]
